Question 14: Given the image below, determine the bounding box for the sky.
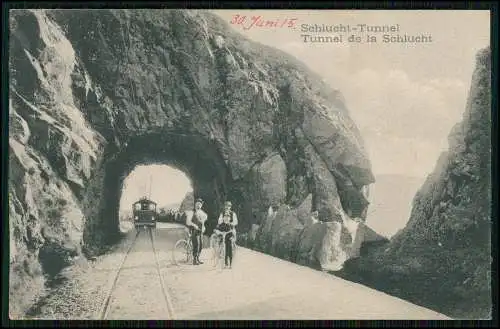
[119,10,490,234]
[212,9,490,180]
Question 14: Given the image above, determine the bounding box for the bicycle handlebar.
[212,230,235,238]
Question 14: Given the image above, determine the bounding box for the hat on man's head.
[195,198,204,203]
[224,201,232,206]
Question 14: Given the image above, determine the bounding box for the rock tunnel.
[9,8,375,314]
[95,129,233,240]
[8,9,492,320]
[80,116,373,254]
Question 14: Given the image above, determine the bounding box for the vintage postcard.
[6,7,492,322]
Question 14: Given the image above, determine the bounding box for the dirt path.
[152,226,451,320]
[25,223,451,320]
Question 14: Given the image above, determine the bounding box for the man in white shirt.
[214,201,238,268]
[217,201,238,226]
[185,198,208,265]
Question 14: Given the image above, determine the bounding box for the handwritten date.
[230,15,298,30]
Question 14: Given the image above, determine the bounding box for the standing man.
[185,198,208,265]
[214,201,238,269]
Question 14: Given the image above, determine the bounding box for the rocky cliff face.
[338,48,492,319]
[240,195,387,272]
[8,9,374,317]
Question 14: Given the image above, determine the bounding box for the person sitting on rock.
[310,210,320,225]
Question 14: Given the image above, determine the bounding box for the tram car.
[132,197,157,228]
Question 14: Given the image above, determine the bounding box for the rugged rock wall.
[239,196,387,272]
[338,48,492,319]
[8,9,374,317]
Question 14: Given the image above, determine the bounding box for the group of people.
[184,198,238,269]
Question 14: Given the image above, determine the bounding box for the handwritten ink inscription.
[230,15,298,30]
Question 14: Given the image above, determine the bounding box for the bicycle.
[172,228,193,266]
[210,230,237,271]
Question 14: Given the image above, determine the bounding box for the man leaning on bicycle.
[213,201,238,269]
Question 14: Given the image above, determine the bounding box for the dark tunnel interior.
[96,129,239,240]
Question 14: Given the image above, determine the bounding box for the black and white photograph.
[5,6,493,321]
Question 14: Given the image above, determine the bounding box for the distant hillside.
[179,192,195,213]
[365,174,425,238]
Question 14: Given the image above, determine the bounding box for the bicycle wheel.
[172,239,192,266]
[209,234,218,250]
[216,241,225,271]
[231,241,237,266]
[210,235,219,268]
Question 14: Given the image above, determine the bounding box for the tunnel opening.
[83,129,238,253]
[118,164,194,233]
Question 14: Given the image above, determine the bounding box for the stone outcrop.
[338,47,492,319]
[244,197,387,271]
[9,9,374,317]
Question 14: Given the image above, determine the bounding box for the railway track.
[148,227,177,319]
[98,229,141,320]
[98,227,176,320]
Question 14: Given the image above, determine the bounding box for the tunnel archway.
[118,164,193,232]
[91,129,238,244]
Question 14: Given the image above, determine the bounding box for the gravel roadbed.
[24,231,137,320]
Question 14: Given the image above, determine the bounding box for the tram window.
[140,203,151,211]
[134,204,141,211]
